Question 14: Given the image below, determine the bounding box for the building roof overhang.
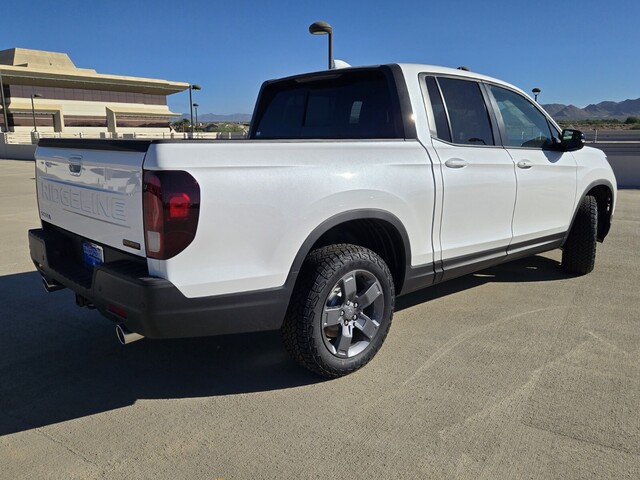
[0,64,189,95]
[6,101,181,117]
[4,101,64,113]
[106,106,182,117]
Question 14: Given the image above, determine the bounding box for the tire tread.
[562,195,598,274]
[282,244,394,378]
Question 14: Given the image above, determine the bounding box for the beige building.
[0,48,189,135]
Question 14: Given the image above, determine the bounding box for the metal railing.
[2,130,247,145]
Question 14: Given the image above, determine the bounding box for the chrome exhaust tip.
[115,324,144,345]
[42,277,65,293]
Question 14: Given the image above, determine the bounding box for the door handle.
[517,160,533,169]
[445,158,468,169]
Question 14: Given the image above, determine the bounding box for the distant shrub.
[568,118,621,125]
[557,119,624,128]
[625,116,640,124]
[210,123,245,133]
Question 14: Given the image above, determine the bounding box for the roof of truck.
[275,63,528,99]
[396,63,509,85]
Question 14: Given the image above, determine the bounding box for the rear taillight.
[143,170,200,260]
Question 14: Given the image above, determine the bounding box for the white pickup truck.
[29,64,616,377]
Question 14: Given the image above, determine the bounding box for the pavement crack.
[399,306,571,389]
[362,305,572,412]
[584,329,635,356]
[522,422,640,458]
[34,427,101,468]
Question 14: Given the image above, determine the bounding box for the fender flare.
[563,179,615,245]
[281,209,413,294]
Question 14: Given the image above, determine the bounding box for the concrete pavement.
[0,159,638,479]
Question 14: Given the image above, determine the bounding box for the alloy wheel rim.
[321,269,384,358]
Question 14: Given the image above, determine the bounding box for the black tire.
[282,244,395,378]
[562,195,598,274]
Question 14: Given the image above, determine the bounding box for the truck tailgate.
[35,139,151,257]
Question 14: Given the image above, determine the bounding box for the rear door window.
[437,77,495,146]
[424,76,452,143]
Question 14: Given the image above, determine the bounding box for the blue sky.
[3,0,637,115]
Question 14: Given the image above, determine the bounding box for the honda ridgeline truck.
[29,64,616,377]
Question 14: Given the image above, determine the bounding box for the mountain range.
[542,98,640,121]
[179,97,640,124]
[177,113,252,123]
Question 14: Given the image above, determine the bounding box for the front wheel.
[282,244,395,378]
[562,195,598,274]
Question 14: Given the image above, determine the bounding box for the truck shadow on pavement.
[0,271,324,436]
[0,254,568,436]
[396,254,568,311]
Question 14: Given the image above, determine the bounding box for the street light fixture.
[532,87,541,102]
[31,93,42,133]
[308,21,333,70]
[188,84,201,137]
[193,103,199,133]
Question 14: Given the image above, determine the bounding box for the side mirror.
[559,129,585,152]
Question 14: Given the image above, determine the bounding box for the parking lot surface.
[1,159,638,479]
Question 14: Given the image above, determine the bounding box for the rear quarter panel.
[143,140,435,298]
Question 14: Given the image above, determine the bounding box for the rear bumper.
[29,227,288,339]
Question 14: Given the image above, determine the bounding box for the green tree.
[171,118,190,132]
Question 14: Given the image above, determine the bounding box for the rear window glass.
[252,70,401,139]
[425,76,451,143]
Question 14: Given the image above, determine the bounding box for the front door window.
[488,85,557,148]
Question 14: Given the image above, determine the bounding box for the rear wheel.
[282,244,394,378]
[562,195,598,274]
